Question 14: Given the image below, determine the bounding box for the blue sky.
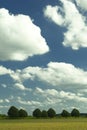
[0,0,87,115]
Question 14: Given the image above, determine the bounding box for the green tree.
[71,108,80,117]
[33,108,41,118]
[41,110,48,118]
[61,110,70,117]
[47,108,56,118]
[19,109,28,118]
[7,106,19,118]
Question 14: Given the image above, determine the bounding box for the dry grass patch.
[0,118,87,130]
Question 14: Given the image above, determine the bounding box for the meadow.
[0,118,87,130]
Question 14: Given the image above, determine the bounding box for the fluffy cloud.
[24,62,87,87]
[0,8,49,61]
[5,99,10,103]
[14,83,27,90]
[1,62,87,112]
[14,83,32,91]
[1,62,87,89]
[0,99,3,103]
[0,66,13,75]
[36,87,58,96]
[32,87,87,112]
[44,0,87,50]
[1,63,87,113]
[0,105,9,108]
[44,5,64,25]
[35,87,87,103]
[9,62,87,88]
[1,84,7,88]
[59,91,87,102]
[76,0,87,10]
[17,97,42,106]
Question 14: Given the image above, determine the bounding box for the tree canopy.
[47,108,56,118]
[7,106,28,118]
[33,108,42,118]
[71,108,80,117]
[8,106,19,118]
[19,109,28,117]
[41,110,48,118]
[61,110,70,117]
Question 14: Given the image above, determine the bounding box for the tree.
[7,106,19,118]
[71,108,80,117]
[19,109,28,118]
[61,110,70,117]
[47,108,56,118]
[41,110,48,118]
[33,108,41,118]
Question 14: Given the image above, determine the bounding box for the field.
[0,118,87,130]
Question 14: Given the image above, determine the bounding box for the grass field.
[0,118,87,130]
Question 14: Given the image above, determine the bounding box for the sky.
[0,0,87,115]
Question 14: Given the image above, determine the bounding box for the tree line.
[6,106,81,119]
[32,108,80,118]
[33,108,56,118]
[7,106,28,118]
[7,106,56,118]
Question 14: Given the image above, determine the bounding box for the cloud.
[76,0,87,10]
[30,87,87,113]
[0,105,9,108]
[44,5,64,25]
[0,99,3,103]
[21,62,87,87]
[17,97,42,106]
[8,62,87,90]
[59,91,87,102]
[1,84,7,88]
[0,66,13,75]
[5,99,10,103]
[14,83,32,91]
[35,87,87,103]
[1,62,87,89]
[14,83,27,90]
[1,62,87,113]
[0,8,49,61]
[44,0,87,50]
[36,87,58,96]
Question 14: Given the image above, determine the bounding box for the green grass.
[0,118,87,130]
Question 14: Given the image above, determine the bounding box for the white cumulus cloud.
[76,0,87,10]
[17,97,42,106]
[44,5,64,26]
[14,83,32,91]
[0,65,13,75]
[0,8,49,61]
[10,62,87,88]
[44,0,87,50]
